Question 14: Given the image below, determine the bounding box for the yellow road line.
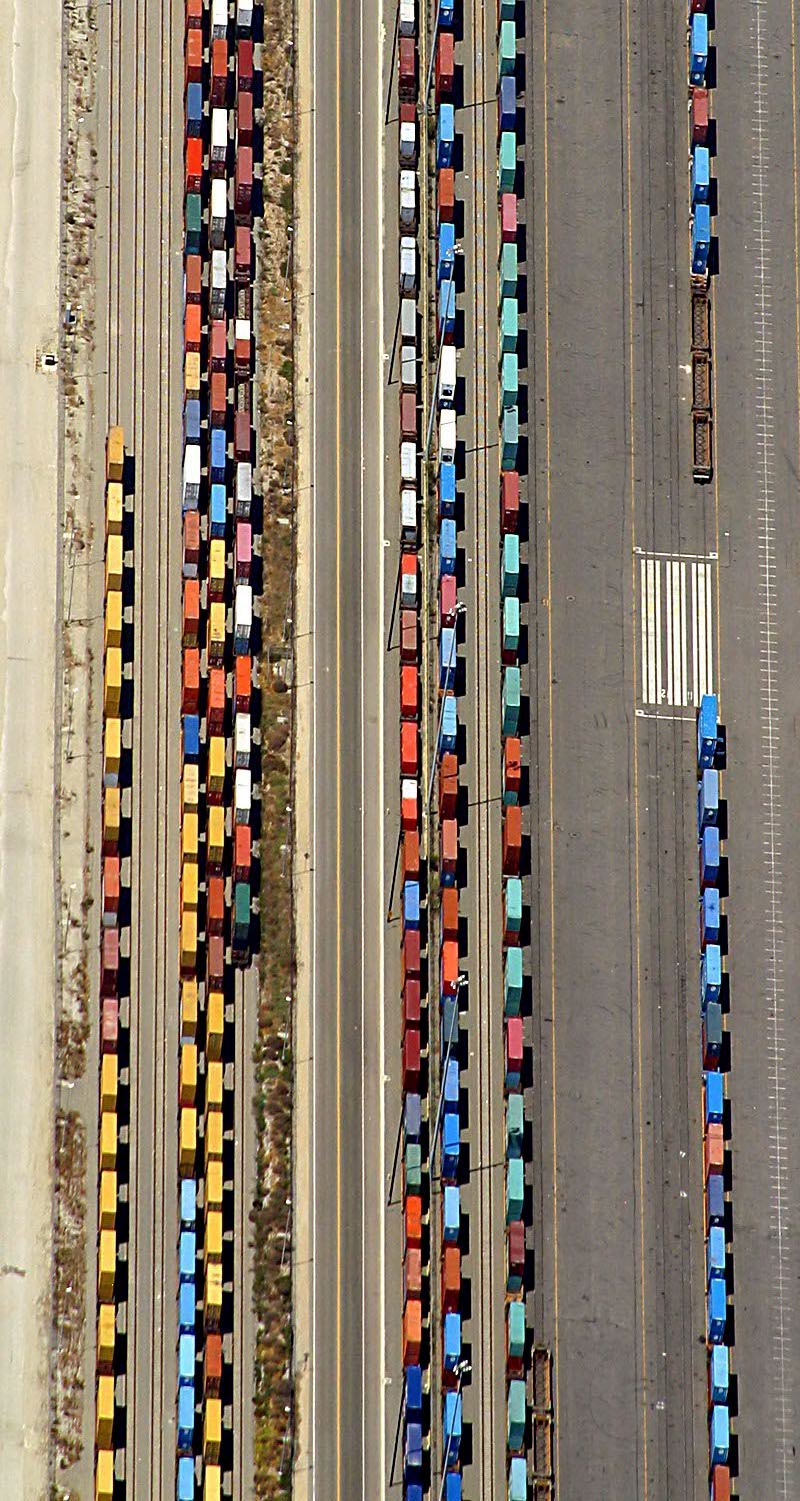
[335,0,343,1492]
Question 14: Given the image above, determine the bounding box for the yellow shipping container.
[206,1157,224,1210]
[100,1110,117,1171]
[106,425,124,482]
[206,1059,224,1110]
[98,1229,116,1301]
[180,910,198,972]
[103,717,121,786]
[104,647,122,716]
[95,1447,115,1501]
[204,1208,223,1265]
[208,737,226,798]
[208,601,226,662]
[181,978,198,1040]
[181,811,199,864]
[182,763,199,811]
[206,991,224,1060]
[180,1106,197,1176]
[105,532,124,593]
[96,1372,114,1449]
[99,1170,117,1231]
[101,1053,118,1113]
[204,1262,223,1329]
[104,589,122,651]
[180,1043,198,1107]
[103,785,121,849]
[209,539,226,596]
[204,1396,222,1462]
[105,480,124,536]
[207,805,225,867]
[205,1107,224,1164]
[204,1464,222,1501]
[185,350,201,397]
[96,1301,116,1371]
[180,861,199,915]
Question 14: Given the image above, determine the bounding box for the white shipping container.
[401,488,417,539]
[236,0,253,29]
[210,249,227,313]
[399,236,417,295]
[400,564,417,609]
[400,441,417,486]
[399,0,415,34]
[401,777,418,808]
[210,178,228,249]
[439,345,457,405]
[212,0,228,38]
[183,444,201,507]
[400,345,417,391]
[236,462,252,517]
[439,409,457,463]
[399,170,417,230]
[399,120,417,164]
[234,768,252,825]
[211,108,228,166]
[235,583,253,640]
[235,713,251,769]
[235,317,251,346]
[401,297,416,342]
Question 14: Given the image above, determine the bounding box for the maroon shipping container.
[211,38,229,107]
[183,510,200,573]
[235,147,253,216]
[403,977,421,1033]
[101,996,119,1054]
[103,855,120,919]
[235,225,252,284]
[401,609,419,664]
[401,721,418,777]
[237,88,254,147]
[438,167,455,224]
[237,38,254,90]
[500,191,517,244]
[205,1332,223,1395]
[502,804,522,875]
[207,935,225,989]
[400,390,417,442]
[402,928,421,982]
[398,37,416,102]
[101,928,119,998]
[186,0,203,28]
[402,1026,421,1092]
[507,1219,525,1287]
[185,254,202,306]
[440,573,457,627]
[234,410,251,462]
[210,319,227,372]
[235,322,251,375]
[691,86,709,145]
[501,470,520,533]
[435,31,454,102]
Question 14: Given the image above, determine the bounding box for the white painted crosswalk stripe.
[638,555,714,708]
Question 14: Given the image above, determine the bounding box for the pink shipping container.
[235,523,252,582]
[235,147,253,217]
[237,89,254,146]
[500,192,517,244]
[506,1017,523,1077]
[101,997,119,1054]
[234,410,251,463]
[210,319,228,372]
[440,574,457,626]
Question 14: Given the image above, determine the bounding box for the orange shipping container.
[234,823,251,881]
[235,654,252,711]
[404,1246,422,1300]
[185,253,202,305]
[403,1297,422,1366]
[504,736,522,799]
[182,648,200,715]
[441,886,459,940]
[185,27,203,84]
[183,578,200,646]
[441,937,459,994]
[502,804,522,875]
[185,135,204,195]
[184,299,202,354]
[401,720,418,777]
[208,667,226,734]
[405,1194,422,1250]
[400,665,419,721]
[207,875,225,936]
[442,1243,461,1313]
[439,752,458,818]
[402,829,420,881]
[438,167,455,223]
[705,1123,724,1179]
[205,1331,223,1394]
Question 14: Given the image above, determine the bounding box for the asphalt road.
[306,0,390,1490]
[712,0,800,1491]
[521,0,709,1491]
[97,0,183,1491]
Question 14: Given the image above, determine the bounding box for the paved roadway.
[522,0,709,1491]
[713,0,800,1492]
[306,0,391,1489]
[96,0,183,1491]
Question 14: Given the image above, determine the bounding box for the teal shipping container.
[502,665,521,735]
[506,1157,524,1223]
[503,596,520,657]
[502,532,520,597]
[500,296,518,354]
[498,20,516,78]
[504,946,523,1016]
[504,875,523,930]
[507,1376,526,1450]
[506,1091,523,1157]
[498,131,517,193]
[501,407,519,471]
[405,1142,422,1191]
[508,1455,527,1501]
[499,0,515,18]
[499,242,518,300]
[185,192,203,255]
[507,1298,526,1361]
[501,352,519,410]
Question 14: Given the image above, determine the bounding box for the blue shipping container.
[443,1184,460,1243]
[405,1092,422,1142]
[444,1311,462,1371]
[177,1383,195,1451]
[440,461,457,517]
[442,1112,460,1180]
[499,74,516,135]
[179,1230,196,1282]
[440,628,457,689]
[705,1069,724,1125]
[690,13,708,83]
[184,398,201,444]
[444,1056,459,1113]
[691,145,710,205]
[710,1345,729,1405]
[703,1000,723,1064]
[210,426,227,483]
[502,665,521,736]
[502,532,520,597]
[707,1224,726,1285]
[701,945,722,1009]
[692,203,711,274]
[440,519,457,577]
[504,946,523,1016]
[438,223,456,288]
[438,0,454,23]
[183,714,200,761]
[508,1455,527,1501]
[439,280,456,338]
[441,993,459,1054]
[187,82,203,138]
[179,1332,196,1385]
[706,1170,725,1227]
[210,483,227,539]
[437,104,455,168]
[177,1455,195,1501]
[700,825,720,886]
[443,1390,462,1461]
[445,1474,462,1501]
[441,692,457,754]
[403,881,420,930]
[406,1364,423,1418]
[179,1280,196,1333]
[181,1178,196,1225]
[701,886,720,946]
[404,1421,423,1476]
[698,768,719,831]
[710,1403,729,1466]
[698,693,718,768]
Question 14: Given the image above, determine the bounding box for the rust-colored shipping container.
[101,996,119,1054]
[186,0,202,26]
[401,781,418,833]
[402,928,421,982]
[235,654,251,712]
[507,1219,525,1284]
[185,135,203,195]
[403,977,421,1033]
[185,28,203,85]
[211,38,229,107]
[441,886,459,941]
[183,578,200,647]
[400,665,419,721]
[234,823,251,881]
[235,147,253,217]
[208,667,226,735]
[691,87,709,145]
[398,37,416,102]
[184,300,202,353]
[435,30,454,101]
[501,469,520,533]
[182,648,200,715]
[404,1246,422,1301]
[438,167,455,223]
[237,37,254,90]
[205,1332,223,1395]
[402,829,420,881]
[207,934,225,989]
[185,253,202,305]
[401,721,419,778]
[235,225,252,284]
[207,875,225,936]
[705,1123,724,1179]
[210,318,227,372]
[102,855,120,919]
[101,927,119,998]
[400,390,417,442]
[440,817,458,880]
[237,88,253,146]
[403,1297,422,1366]
[439,753,458,819]
[210,371,227,427]
[502,804,522,874]
[440,573,457,627]
[183,509,200,572]
[405,1194,422,1250]
[442,1243,461,1313]
[504,736,522,800]
[440,937,459,995]
[710,1467,730,1501]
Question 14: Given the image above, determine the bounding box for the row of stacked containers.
[697,695,733,1500]
[94,426,130,1500]
[496,9,556,1498]
[179,0,260,1494]
[687,0,713,480]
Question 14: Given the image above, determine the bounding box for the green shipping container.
[502,352,519,411]
[498,20,517,79]
[502,665,521,735]
[506,1158,524,1223]
[501,407,519,471]
[502,532,520,597]
[500,296,519,354]
[507,1376,526,1450]
[498,131,517,194]
[507,1298,526,1360]
[185,192,202,255]
[234,881,250,936]
[504,946,523,1016]
[499,242,518,301]
[499,0,515,19]
[405,1142,422,1191]
[503,596,520,656]
[504,875,523,930]
[506,1091,524,1158]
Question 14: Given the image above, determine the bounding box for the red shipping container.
[435,31,454,102]
[185,28,203,85]
[183,510,200,571]
[503,804,522,875]
[399,37,416,101]
[101,928,119,998]
[504,736,522,801]
[235,225,252,284]
[440,573,457,628]
[689,0,706,11]
[101,996,119,1054]
[186,0,203,28]
[211,38,229,107]
[205,1332,223,1395]
[400,390,417,442]
[405,1194,423,1250]
[185,254,202,306]
[442,1244,461,1313]
[401,665,419,721]
[403,978,421,1032]
[710,1467,730,1501]
[234,823,252,881]
[507,1219,525,1281]
[438,167,455,224]
[501,470,520,533]
[439,754,458,819]
[691,86,709,144]
[185,135,203,194]
[441,887,459,941]
[402,928,421,982]
[440,937,458,996]
[210,319,227,372]
[184,302,202,355]
[207,934,225,988]
[237,88,254,146]
[506,1016,523,1075]
[404,1248,422,1302]
[234,410,251,462]
[237,37,254,90]
[401,609,418,664]
[403,1298,422,1366]
[402,829,420,881]
[207,875,225,936]
[401,721,419,777]
[182,648,200,714]
[500,191,517,244]
[235,655,252,712]
[183,579,200,646]
[705,1123,724,1179]
[103,855,120,918]
[440,817,458,880]
[235,147,253,216]
[208,668,226,735]
[403,1027,421,1092]
[210,371,227,428]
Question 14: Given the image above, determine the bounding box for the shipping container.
[498,130,516,193]
[183,511,200,578]
[105,532,124,593]
[442,1242,461,1313]
[103,786,121,853]
[691,86,709,145]
[181,978,198,1040]
[101,997,119,1054]
[98,1228,116,1300]
[97,1301,116,1372]
[103,716,121,788]
[99,1168,117,1230]
[106,426,124,482]
[437,103,454,169]
[104,589,122,652]
[438,166,455,223]
[106,480,123,536]
[436,30,454,100]
[498,19,516,77]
